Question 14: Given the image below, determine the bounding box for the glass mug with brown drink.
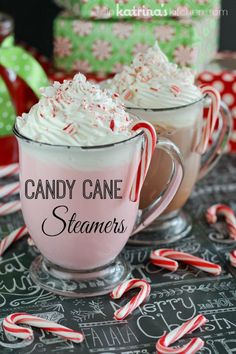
[110,44,232,244]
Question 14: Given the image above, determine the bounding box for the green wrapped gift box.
[54,0,221,19]
[53,13,219,74]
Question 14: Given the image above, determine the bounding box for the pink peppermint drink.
[18,133,142,270]
[15,74,183,296]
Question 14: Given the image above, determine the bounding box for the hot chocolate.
[111,43,203,215]
[136,105,202,213]
[109,43,230,244]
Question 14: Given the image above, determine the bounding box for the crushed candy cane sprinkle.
[111,42,202,108]
[16,73,136,146]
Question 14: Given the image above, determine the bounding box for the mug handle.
[132,137,184,235]
[197,87,232,180]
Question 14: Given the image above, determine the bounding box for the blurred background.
[0,0,235,57]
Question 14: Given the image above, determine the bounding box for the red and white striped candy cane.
[206,204,236,240]
[197,85,220,154]
[3,312,84,343]
[110,279,151,321]
[0,163,19,179]
[0,200,21,216]
[0,226,28,256]
[0,182,20,199]
[130,121,156,202]
[150,249,222,276]
[229,250,236,268]
[156,314,207,354]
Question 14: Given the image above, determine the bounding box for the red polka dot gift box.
[197,54,236,153]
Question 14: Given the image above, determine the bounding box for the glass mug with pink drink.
[14,74,184,297]
[110,43,232,245]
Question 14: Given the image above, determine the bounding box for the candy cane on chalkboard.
[0,182,20,199]
[0,163,19,178]
[230,250,236,268]
[150,249,222,276]
[3,312,84,343]
[156,315,207,354]
[111,279,151,320]
[206,204,236,240]
[0,200,21,216]
[0,226,28,256]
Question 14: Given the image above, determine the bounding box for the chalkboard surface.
[0,155,236,354]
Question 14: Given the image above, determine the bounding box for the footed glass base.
[129,210,192,245]
[30,256,130,297]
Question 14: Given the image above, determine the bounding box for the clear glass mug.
[126,94,232,245]
[14,123,183,297]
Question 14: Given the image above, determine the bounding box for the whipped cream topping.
[111,43,202,109]
[16,74,135,146]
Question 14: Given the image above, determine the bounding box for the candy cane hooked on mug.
[206,204,236,240]
[156,315,207,354]
[3,312,84,343]
[110,279,151,320]
[0,163,19,179]
[130,121,157,202]
[150,249,222,276]
[197,85,221,154]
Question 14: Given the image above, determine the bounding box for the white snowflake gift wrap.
[53,13,219,75]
